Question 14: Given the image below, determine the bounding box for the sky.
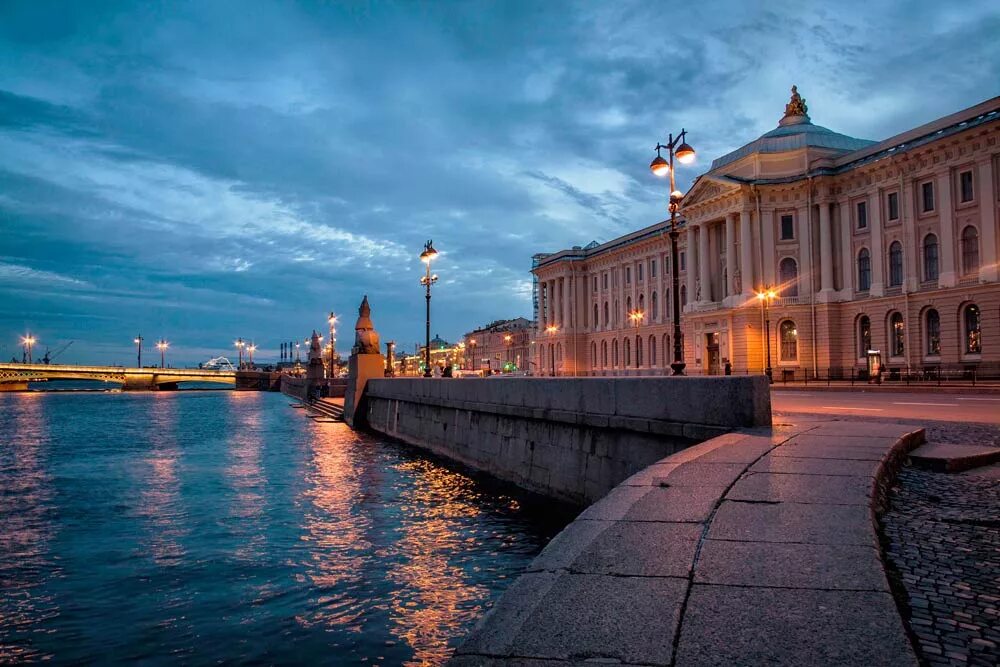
[1,1,997,366]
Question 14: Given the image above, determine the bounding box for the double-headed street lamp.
[419,240,439,378]
[328,312,338,378]
[21,334,36,363]
[628,309,645,368]
[235,337,245,369]
[156,339,169,368]
[756,287,778,382]
[247,342,257,369]
[650,129,696,376]
[134,334,143,368]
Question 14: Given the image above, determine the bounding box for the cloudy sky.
[1,1,997,365]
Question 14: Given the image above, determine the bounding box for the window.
[603,302,609,327]
[961,225,980,274]
[635,335,642,368]
[649,335,656,367]
[779,320,798,361]
[593,275,598,291]
[612,340,619,367]
[651,260,657,278]
[780,214,794,240]
[680,285,687,307]
[921,181,934,212]
[603,273,608,289]
[925,309,940,356]
[591,342,598,370]
[593,303,599,330]
[960,170,974,203]
[888,241,903,287]
[638,263,644,282]
[651,292,658,321]
[779,258,798,296]
[856,201,868,229]
[857,249,871,291]
[625,267,631,285]
[638,294,645,319]
[964,304,982,354]
[923,234,939,281]
[614,300,619,325]
[890,312,905,357]
[680,251,686,271]
[601,341,608,368]
[662,334,670,367]
[624,337,631,367]
[626,296,632,324]
[887,192,899,221]
[858,315,872,357]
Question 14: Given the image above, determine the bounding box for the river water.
[0,391,572,664]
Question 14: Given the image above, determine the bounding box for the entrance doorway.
[706,332,720,375]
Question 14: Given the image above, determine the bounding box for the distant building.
[463,317,534,373]
[417,334,464,374]
[532,90,1000,377]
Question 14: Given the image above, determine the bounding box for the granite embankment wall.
[361,376,771,505]
[281,377,347,400]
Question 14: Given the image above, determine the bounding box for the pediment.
[680,176,740,209]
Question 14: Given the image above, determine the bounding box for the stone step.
[908,443,1000,473]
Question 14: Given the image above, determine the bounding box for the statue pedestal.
[344,353,385,427]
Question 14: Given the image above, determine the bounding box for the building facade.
[463,317,534,373]
[532,90,1000,377]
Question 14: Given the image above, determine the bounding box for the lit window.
[964,305,982,354]
[887,192,899,221]
[960,170,974,203]
[925,309,940,356]
[923,234,939,281]
[858,315,871,357]
[857,249,871,291]
[857,201,868,229]
[779,320,798,361]
[888,241,903,287]
[779,258,798,297]
[780,214,794,240]
[961,226,980,274]
[890,312,905,357]
[921,181,934,212]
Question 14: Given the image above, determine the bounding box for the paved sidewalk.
[451,421,925,666]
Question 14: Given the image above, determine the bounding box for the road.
[771,389,1000,424]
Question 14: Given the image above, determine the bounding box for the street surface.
[771,389,1000,425]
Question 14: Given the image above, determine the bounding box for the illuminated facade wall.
[462,317,534,372]
[532,93,1000,376]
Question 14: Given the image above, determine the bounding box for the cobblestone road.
[882,467,1000,666]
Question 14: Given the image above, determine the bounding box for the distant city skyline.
[2,1,998,365]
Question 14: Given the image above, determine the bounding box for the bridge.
[0,363,236,391]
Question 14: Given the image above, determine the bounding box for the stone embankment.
[451,420,926,666]
[360,376,771,505]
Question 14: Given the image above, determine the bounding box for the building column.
[761,209,776,285]
[540,281,547,328]
[938,171,957,287]
[563,275,572,332]
[839,200,853,295]
[869,192,885,296]
[818,201,835,301]
[698,223,711,303]
[978,159,998,282]
[739,210,754,298]
[797,205,813,296]
[724,213,736,299]
[902,178,920,292]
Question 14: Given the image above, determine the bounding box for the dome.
[710,86,876,172]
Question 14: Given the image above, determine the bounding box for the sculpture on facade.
[695,279,702,303]
[733,268,742,295]
[353,295,381,355]
[784,85,808,118]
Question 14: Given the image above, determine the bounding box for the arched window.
[638,294,645,321]
[779,258,799,297]
[614,299,619,326]
[858,315,872,358]
[624,337,631,367]
[649,335,657,367]
[923,234,939,282]
[681,285,687,307]
[603,301,609,327]
[601,340,608,368]
[857,249,871,291]
[962,226,980,275]
[626,296,632,315]
[662,334,670,367]
[612,339,619,367]
[591,342,598,370]
[651,291,659,321]
[593,303,599,330]
[925,309,941,356]
[889,312,905,357]
[889,241,903,287]
[635,335,643,368]
[779,320,798,361]
[964,304,982,354]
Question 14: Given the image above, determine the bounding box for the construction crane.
[41,341,73,365]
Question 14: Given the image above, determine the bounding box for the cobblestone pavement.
[881,467,1000,666]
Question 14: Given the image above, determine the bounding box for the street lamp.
[756,287,777,382]
[545,324,558,376]
[247,342,256,369]
[628,309,645,369]
[503,333,513,372]
[328,312,338,378]
[419,239,439,378]
[235,337,245,369]
[134,335,143,368]
[650,128,696,376]
[21,334,36,363]
[468,338,477,372]
[156,339,169,368]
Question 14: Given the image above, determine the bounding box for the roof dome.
[711,86,876,171]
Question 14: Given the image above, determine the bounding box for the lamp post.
[628,309,645,369]
[503,334,512,371]
[756,287,777,382]
[247,342,256,369]
[419,240,439,378]
[295,342,301,364]
[235,337,245,369]
[156,339,168,368]
[328,312,337,378]
[650,129,696,376]
[21,334,36,364]
[134,334,143,368]
[545,324,558,376]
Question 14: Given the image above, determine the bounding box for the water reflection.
[225,392,266,563]
[0,394,57,662]
[135,393,186,566]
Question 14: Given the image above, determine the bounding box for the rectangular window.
[856,201,867,229]
[887,192,899,221]
[960,170,974,203]
[593,275,598,291]
[680,251,686,271]
[780,214,794,240]
[651,260,657,278]
[625,267,631,284]
[637,263,643,282]
[603,273,608,289]
[921,181,934,212]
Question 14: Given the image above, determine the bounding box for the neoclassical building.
[462,317,534,373]
[532,89,1000,377]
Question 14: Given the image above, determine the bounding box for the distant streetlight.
[468,338,477,372]
[650,128,696,376]
[756,287,778,382]
[328,312,338,378]
[156,339,169,368]
[295,342,301,363]
[419,240,439,378]
[247,342,257,368]
[21,334,36,364]
[235,337,245,369]
[134,334,143,368]
[545,324,558,376]
[628,309,645,368]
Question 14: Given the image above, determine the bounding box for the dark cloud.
[0,0,996,364]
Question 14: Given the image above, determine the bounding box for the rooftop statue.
[353,295,381,355]
[784,85,809,119]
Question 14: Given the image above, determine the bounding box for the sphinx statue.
[352,295,381,355]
